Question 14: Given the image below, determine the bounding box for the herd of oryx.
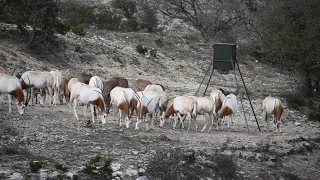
[0,66,284,133]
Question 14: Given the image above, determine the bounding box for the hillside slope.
[1,29,320,180]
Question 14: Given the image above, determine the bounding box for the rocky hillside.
[1,26,320,180]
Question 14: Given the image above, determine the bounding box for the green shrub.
[183,34,200,42]
[136,44,148,54]
[140,2,158,33]
[84,154,113,179]
[95,8,122,30]
[213,154,238,179]
[154,38,164,47]
[308,106,320,121]
[55,163,68,172]
[285,92,306,109]
[71,24,85,36]
[30,161,43,173]
[54,19,70,34]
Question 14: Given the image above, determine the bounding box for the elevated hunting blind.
[195,43,261,133]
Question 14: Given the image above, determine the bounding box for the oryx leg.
[90,104,95,123]
[135,117,142,130]
[201,113,210,133]
[72,99,79,121]
[48,87,54,106]
[8,94,12,113]
[172,114,179,130]
[187,112,192,131]
[30,88,35,106]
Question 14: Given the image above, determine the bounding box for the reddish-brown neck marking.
[20,80,31,89]
[9,88,24,105]
[90,97,105,114]
[118,101,130,117]
[218,106,233,118]
[215,98,223,113]
[272,103,283,121]
[164,104,177,119]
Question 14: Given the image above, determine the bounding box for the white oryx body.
[262,96,284,133]
[20,71,54,106]
[50,70,63,105]
[69,82,107,124]
[217,94,238,130]
[134,91,160,130]
[68,78,79,92]
[0,73,25,114]
[160,96,197,130]
[89,76,104,91]
[188,96,215,132]
[109,87,137,128]
[144,84,164,92]
[210,89,226,128]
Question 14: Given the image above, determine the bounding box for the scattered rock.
[295,122,301,126]
[126,167,138,177]
[221,150,233,156]
[7,172,23,180]
[265,161,276,167]
[241,151,255,160]
[132,151,139,155]
[138,168,145,174]
[112,171,124,179]
[48,171,60,179]
[136,175,149,180]
[255,153,264,162]
[111,163,121,172]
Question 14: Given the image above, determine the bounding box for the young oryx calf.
[217,94,238,130]
[188,96,215,132]
[69,82,107,124]
[160,96,197,130]
[0,73,25,114]
[262,96,284,133]
[134,91,160,130]
[50,70,63,105]
[20,71,54,106]
[109,87,137,128]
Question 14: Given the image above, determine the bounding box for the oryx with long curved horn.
[69,82,107,124]
[20,71,54,106]
[0,73,26,114]
[109,86,137,128]
[133,91,160,131]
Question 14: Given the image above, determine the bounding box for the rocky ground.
[0,27,320,180]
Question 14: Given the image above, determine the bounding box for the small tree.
[253,0,320,95]
[139,2,158,33]
[1,0,59,48]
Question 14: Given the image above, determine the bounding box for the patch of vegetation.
[55,163,68,172]
[183,34,200,42]
[308,106,320,122]
[136,44,148,54]
[154,38,164,47]
[30,161,43,173]
[283,172,300,180]
[0,145,18,156]
[54,19,70,35]
[213,154,238,179]
[83,154,113,179]
[285,92,306,109]
[71,24,86,36]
